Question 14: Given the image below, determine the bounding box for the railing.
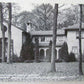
[39,41,64,46]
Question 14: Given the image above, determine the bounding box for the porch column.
[44,49,47,60]
[56,48,59,60]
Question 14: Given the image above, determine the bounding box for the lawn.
[0,62,84,81]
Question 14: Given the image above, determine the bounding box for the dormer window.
[41,36,45,42]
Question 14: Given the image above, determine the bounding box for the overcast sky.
[0,0,84,12]
[16,0,74,13]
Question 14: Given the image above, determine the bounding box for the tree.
[32,4,54,30]
[51,4,58,72]
[13,4,54,31]
[59,42,69,62]
[7,3,12,63]
[34,37,39,62]
[48,40,52,62]
[20,33,34,62]
[0,3,5,62]
[58,5,80,28]
[79,4,83,75]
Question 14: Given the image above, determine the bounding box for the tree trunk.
[0,3,5,62]
[79,4,83,75]
[51,4,58,72]
[7,3,12,63]
[35,37,39,62]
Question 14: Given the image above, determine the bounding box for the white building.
[30,23,84,61]
[0,22,23,61]
[30,29,66,61]
[0,21,84,62]
[64,23,84,60]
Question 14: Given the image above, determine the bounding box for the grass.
[0,62,84,81]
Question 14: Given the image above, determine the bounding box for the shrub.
[59,42,69,62]
[20,33,34,62]
[68,52,76,62]
[12,54,20,62]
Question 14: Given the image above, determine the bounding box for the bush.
[68,52,76,62]
[55,59,62,62]
[12,54,20,62]
[20,33,34,62]
[59,42,69,62]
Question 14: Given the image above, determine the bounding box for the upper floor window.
[46,37,52,42]
[57,37,63,43]
[76,31,84,38]
[72,46,78,54]
[41,36,45,42]
[76,31,79,38]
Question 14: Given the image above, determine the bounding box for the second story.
[30,29,66,47]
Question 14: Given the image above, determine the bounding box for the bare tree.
[7,3,12,63]
[0,3,5,62]
[51,4,58,72]
[13,4,54,31]
[79,4,83,75]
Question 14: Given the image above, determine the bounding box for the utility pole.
[0,3,5,62]
[51,4,58,72]
[79,4,83,75]
[7,3,12,63]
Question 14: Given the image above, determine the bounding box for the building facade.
[0,22,23,62]
[30,23,84,61]
[64,23,84,61]
[30,29,66,61]
[0,22,84,62]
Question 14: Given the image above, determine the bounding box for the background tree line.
[12,4,81,30]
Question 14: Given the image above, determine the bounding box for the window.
[35,37,39,42]
[41,37,45,42]
[76,31,79,38]
[72,46,78,54]
[76,31,84,39]
[46,37,52,42]
[57,37,63,43]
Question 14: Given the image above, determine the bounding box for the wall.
[0,23,22,57]
[11,25,22,57]
[67,30,84,60]
[32,35,66,46]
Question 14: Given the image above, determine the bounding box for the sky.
[0,0,84,12]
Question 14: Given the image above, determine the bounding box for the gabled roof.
[0,19,26,32]
[30,29,65,36]
[64,23,84,30]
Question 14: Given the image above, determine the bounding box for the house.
[30,29,66,61]
[0,21,84,62]
[0,21,24,61]
[30,23,84,61]
[64,23,84,61]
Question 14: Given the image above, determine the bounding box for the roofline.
[63,28,84,31]
[1,19,27,32]
[32,34,65,36]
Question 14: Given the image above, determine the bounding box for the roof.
[0,19,26,32]
[64,23,84,30]
[39,42,63,47]
[30,29,65,36]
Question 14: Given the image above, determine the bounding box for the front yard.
[0,62,84,81]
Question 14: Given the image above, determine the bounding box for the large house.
[30,29,66,61]
[30,23,84,61]
[0,22,84,62]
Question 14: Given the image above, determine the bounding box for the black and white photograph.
[0,0,84,83]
